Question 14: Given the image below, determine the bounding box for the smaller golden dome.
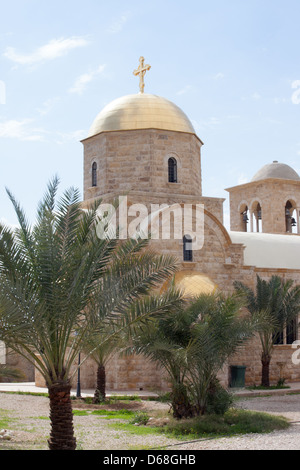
[88,93,196,137]
[162,271,218,298]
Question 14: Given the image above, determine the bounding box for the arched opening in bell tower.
[251,202,262,233]
[240,204,250,232]
[285,200,298,234]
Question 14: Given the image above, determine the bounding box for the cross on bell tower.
[133,56,151,94]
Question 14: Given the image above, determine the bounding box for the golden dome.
[162,271,218,298]
[88,93,196,137]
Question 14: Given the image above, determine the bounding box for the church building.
[4,58,289,391]
[65,57,300,391]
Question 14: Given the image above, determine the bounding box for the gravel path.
[175,394,300,451]
[1,392,300,450]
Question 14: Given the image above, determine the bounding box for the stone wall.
[228,336,300,386]
[5,349,34,382]
[83,129,203,202]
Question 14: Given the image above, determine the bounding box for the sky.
[1,0,300,228]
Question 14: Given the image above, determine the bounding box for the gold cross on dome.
[133,56,151,94]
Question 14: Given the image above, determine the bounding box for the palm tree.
[184,293,254,414]
[131,292,254,418]
[234,275,300,387]
[88,323,118,403]
[85,235,183,404]
[0,177,180,450]
[129,300,192,418]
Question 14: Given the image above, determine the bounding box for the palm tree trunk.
[93,364,106,404]
[171,382,195,419]
[261,354,271,387]
[48,382,76,450]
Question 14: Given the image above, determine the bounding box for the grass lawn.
[106,408,289,441]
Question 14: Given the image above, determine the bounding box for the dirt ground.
[1,392,300,450]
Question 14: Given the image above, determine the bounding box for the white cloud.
[3,36,89,66]
[213,72,224,80]
[241,92,262,102]
[36,97,60,116]
[69,64,106,95]
[273,97,288,105]
[107,12,131,33]
[0,118,47,141]
[176,85,192,96]
[238,173,248,185]
[0,118,87,144]
[251,92,261,100]
[191,117,220,132]
[54,129,87,144]
[291,80,300,105]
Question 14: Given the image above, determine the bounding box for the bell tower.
[226,161,300,235]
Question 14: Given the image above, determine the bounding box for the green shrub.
[206,381,233,415]
[129,411,150,425]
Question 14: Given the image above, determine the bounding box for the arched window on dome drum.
[92,162,97,187]
[183,235,193,262]
[168,157,177,183]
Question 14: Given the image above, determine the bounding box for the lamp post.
[76,352,81,398]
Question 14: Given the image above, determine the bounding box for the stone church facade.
[66,83,300,392]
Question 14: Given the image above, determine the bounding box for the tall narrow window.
[92,162,97,187]
[168,157,177,183]
[183,235,193,262]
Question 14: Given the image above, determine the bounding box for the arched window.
[183,235,193,262]
[285,201,292,232]
[92,162,97,187]
[291,210,298,234]
[252,202,262,233]
[285,201,297,233]
[168,157,177,183]
[240,206,250,232]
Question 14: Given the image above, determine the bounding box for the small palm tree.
[131,292,254,418]
[234,275,300,387]
[88,324,118,403]
[0,177,180,450]
[184,293,254,414]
